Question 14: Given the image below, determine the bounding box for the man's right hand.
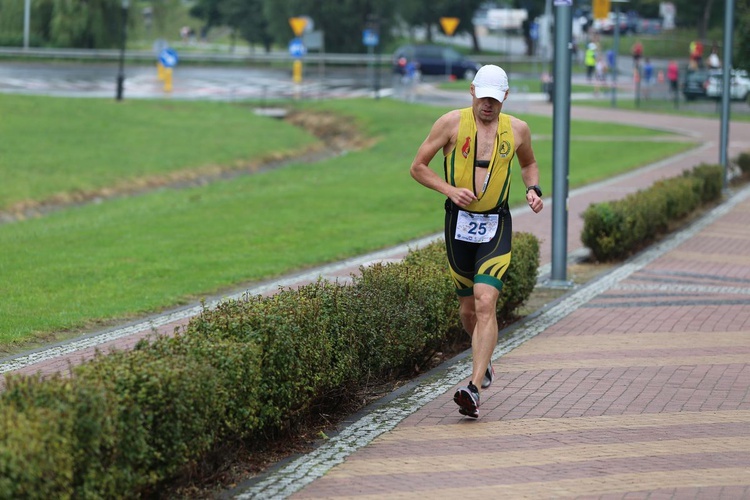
[449,187,478,208]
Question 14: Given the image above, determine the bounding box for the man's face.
[470,86,505,123]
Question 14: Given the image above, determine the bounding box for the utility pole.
[719,0,735,189]
[549,0,573,287]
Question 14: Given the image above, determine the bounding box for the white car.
[705,69,750,101]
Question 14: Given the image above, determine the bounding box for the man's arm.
[511,116,544,213]
[410,110,477,208]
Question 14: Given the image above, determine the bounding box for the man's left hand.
[527,193,543,213]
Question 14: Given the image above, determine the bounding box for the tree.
[0,0,125,48]
[515,0,543,57]
[190,0,224,39]
[262,0,398,54]
[733,0,750,70]
[48,0,123,48]
[220,0,273,52]
[395,0,484,51]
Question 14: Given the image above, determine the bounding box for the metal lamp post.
[116,0,130,101]
[23,0,31,49]
[610,0,629,108]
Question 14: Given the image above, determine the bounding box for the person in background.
[642,58,654,99]
[585,42,597,82]
[667,60,679,98]
[607,48,617,84]
[689,39,704,69]
[594,55,608,97]
[631,39,643,69]
[410,65,544,419]
[708,42,721,69]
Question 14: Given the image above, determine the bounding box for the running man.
[410,65,544,419]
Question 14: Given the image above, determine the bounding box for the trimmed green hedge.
[0,232,539,496]
[581,163,724,261]
[736,152,750,178]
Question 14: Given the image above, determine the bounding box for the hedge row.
[581,163,724,261]
[736,152,750,178]
[0,233,539,498]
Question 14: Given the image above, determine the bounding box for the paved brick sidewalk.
[238,182,750,500]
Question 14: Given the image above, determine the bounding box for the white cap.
[472,65,509,103]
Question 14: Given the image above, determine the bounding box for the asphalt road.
[0,60,395,100]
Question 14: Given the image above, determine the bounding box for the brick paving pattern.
[285,190,750,500]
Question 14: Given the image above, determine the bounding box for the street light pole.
[719,0,735,188]
[23,0,31,49]
[116,0,130,101]
[549,0,573,287]
[610,0,629,108]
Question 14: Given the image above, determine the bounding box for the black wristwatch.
[526,185,542,197]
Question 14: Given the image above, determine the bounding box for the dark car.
[682,68,709,101]
[393,44,482,81]
[636,18,662,35]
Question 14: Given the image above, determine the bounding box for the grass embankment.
[0,94,694,348]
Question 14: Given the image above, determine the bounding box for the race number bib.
[455,210,499,243]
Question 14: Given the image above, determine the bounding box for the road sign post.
[362,28,380,97]
[288,17,307,37]
[439,17,460,80]
[158,47,178,92]
[592,0,610,20]
[288,17,308,94]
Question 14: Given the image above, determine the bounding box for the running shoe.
[454,383,480,418]
[481,362,495,389]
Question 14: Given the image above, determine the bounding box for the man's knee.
[473,286,500,318]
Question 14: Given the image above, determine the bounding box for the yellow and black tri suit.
[443,107,516,296]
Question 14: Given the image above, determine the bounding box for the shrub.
[688,163,723,202]
[735,152,750,178]
[581,163,724,261]
[500,232,540,316]
[0,399,74,499]
[350,260,456,377]
[0,232,540,495]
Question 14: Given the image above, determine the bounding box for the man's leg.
[469,283,500,390]
[458,295,476,337]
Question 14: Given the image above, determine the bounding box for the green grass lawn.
[0,95,695,349]
[0,95,320,211]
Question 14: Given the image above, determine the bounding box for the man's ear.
[469,84,476,97]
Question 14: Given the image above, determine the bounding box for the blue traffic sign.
[530,21,539,41]
[288,38,307,58]
[362,29,379,47]
[159,47,178,68]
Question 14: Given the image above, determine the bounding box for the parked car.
[682,68,709,101]
[635,18,663,35]
[705,69,750,101]
[392,44,482,81]
[592,12,630,35]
